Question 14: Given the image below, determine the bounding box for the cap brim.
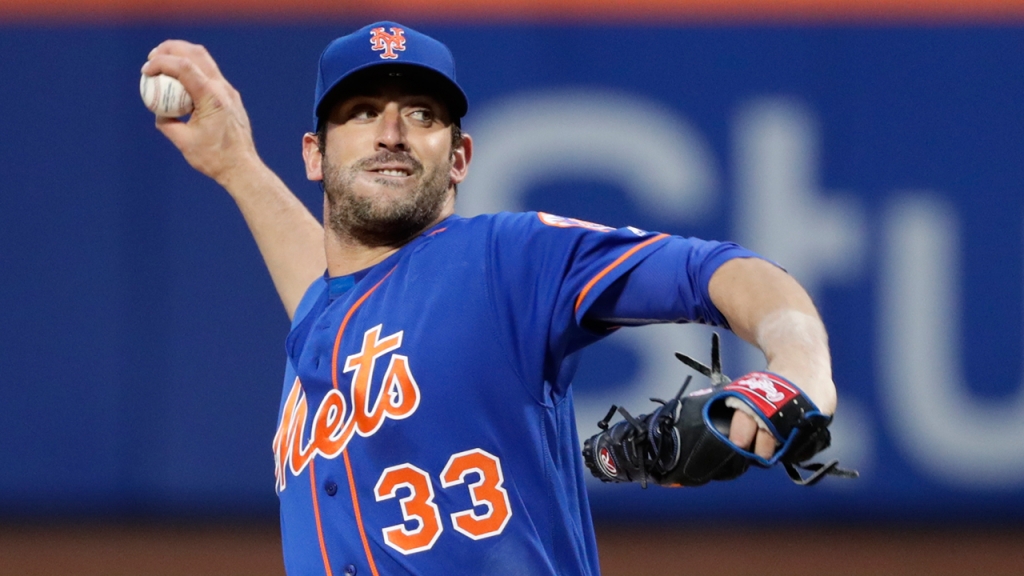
[315,62,468,127]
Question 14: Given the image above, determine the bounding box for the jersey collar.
[326,215,458,301]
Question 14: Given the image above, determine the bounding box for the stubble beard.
[322,151,453,248]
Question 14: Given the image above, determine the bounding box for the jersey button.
[343,564,357,575]
[324,481,338,496]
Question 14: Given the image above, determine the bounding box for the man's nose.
[375,106,407,151]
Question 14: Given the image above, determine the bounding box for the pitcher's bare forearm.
[708,257,836,413]
[217,159,325,319]
[144,40,325,319]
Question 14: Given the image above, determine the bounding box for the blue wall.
[2,24,1023,523]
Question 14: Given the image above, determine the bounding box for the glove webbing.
[593,375,694,489]
[594,405,654,488]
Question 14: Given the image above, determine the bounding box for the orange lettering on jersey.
[288,393,315,476]
[305,388,351,462]
[381,355,419,416]
[344,325,419,432]
[273,378,311,492]
[272,325,421,493]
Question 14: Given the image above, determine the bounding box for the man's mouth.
[373,168,412,177]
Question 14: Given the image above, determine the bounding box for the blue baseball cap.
[313,21,468,130]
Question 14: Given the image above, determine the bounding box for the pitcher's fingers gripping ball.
[140,73,194,118]
[582,332,859,487]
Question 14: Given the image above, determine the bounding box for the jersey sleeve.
[583,237,766,329]
[485,212,763,400]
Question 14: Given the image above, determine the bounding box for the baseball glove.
[582,333,858,487]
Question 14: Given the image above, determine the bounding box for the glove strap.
[705,371,829,467]
[724,372,823,437]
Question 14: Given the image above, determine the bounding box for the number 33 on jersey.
[375,449,512,553]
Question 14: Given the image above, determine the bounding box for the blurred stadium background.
[2,1,1024,574]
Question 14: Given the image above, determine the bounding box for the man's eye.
[350,107,376,120]
[410,109,434,122]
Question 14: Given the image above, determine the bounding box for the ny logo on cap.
[370,26,406,60]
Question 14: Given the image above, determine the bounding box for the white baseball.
[139,73,194,118]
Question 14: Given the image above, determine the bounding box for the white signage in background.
[732,98,866,298]
[459,90,719,220]
[881,196,1024,486]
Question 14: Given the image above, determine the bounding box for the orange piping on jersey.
[343,448,380,576]
[309,460,334,576]
[318,267,394,576]
[332,268,396,390]
[574,234,669,315]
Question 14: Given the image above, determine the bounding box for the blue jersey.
[272,211,758,576]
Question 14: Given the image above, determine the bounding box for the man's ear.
[302,132,324,181]
[450,133,473,186]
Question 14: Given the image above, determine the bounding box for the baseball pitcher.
[143,21,848,576]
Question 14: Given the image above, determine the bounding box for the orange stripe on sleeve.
[574,234,669,316]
